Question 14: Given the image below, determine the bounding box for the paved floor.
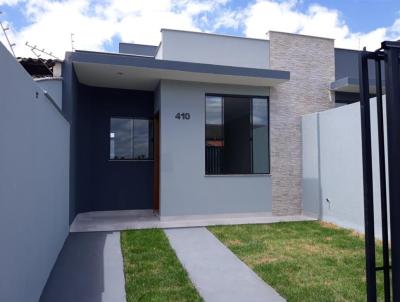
[71,209,315,232]
[40,232,126,302]
[165,227,286,302]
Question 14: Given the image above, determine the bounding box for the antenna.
[0,11,16,57]
[70,33,75,51]
[25,41,60,59]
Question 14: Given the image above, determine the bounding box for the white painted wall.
[158,29,270,69]
[302,113,321,218]
[159,80,272,217]
[302,99,388,238]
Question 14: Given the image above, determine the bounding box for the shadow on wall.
[40,232,125,302]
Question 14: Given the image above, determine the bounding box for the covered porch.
[67,49,291,229]
[70,209,315,232]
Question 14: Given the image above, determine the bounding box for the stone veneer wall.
[268,31,335,215]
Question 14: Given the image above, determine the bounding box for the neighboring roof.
[18,57,62,78]
[69,50,290,90]
[330,76,384,94]
[119,43,158,56]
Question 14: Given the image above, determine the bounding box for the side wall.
[302,100,386,236]
[0,43,70,302]
[302,113,321,218]
[159,80,272,217]
[159,29,270,69]
[268,32,335,215]
[36,78,63,110]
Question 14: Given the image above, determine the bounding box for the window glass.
[110,118,153,160]
[205,95,269,175]
[110,118,133,160]
[223,97,251,174]
[252,98,269,174]
[133,119,152,160]
[205,96,223,174]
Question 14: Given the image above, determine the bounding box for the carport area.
[40,232,126,302]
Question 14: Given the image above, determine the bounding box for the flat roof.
[330,77,383,94]
[69,50,290,91]
[160,28,269,42]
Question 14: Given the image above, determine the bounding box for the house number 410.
[175,112,191,120]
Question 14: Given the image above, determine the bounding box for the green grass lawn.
[209,221,385,302]
[121,229,202,302]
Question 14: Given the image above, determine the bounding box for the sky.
[0,0,399,59]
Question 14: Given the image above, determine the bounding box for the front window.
[110,117,153,160]
[205,95,269,175]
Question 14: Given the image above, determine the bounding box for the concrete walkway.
[165,227,285,302]
[40,232,126,302]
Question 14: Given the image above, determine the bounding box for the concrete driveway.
[40,232,126,302]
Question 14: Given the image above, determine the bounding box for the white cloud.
[1,0,400,59]
[241,0,400,50]
[0,0,23,6]
[1,0,227,58]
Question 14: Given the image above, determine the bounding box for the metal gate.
[359,41,400,301]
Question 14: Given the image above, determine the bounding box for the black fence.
[359,41,400,302]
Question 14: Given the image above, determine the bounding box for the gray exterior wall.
[159,80,272,217]
[302,100,386,237]
[36,78,63,110]
[268,31,335,215]
[158,29,270,69]
[0,43,70,302]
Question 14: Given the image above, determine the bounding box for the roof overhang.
[71,50,290,91]
[330,77,384,94]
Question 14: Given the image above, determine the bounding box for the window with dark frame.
[205,95,269,175]
[109,117,153,160]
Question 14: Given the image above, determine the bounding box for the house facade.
[61,29,369,221]
[0,29,371,302]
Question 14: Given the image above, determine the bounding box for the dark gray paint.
[333,49,385,104]
[74,85,154,212]
[335,91,362,104]
[119,42,157,56]
[0,42,70,302]
[64,53,155,221]
[334,48,381,80]
[70,50,290,80]
[62,53,79,223]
